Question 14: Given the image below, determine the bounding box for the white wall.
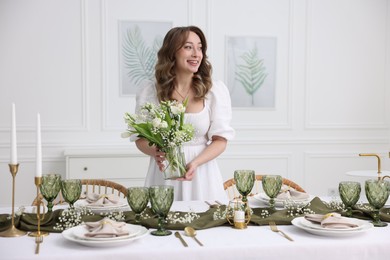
[0,0,389,206]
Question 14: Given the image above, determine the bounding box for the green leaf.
[122,25,162,85]
[235,45,268,105]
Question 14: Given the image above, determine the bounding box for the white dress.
[133,80,235,201]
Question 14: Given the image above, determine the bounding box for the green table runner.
[1,197,389,233]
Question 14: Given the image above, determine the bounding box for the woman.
[134,26,235,201]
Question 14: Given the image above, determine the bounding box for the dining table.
[1,196,390,260]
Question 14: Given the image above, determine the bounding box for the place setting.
[62,217,148,247]
[61,185,153,247]
[291,179,390,237]
[74,192,130,214]
[291,213,374,237]
[251,175,312,208]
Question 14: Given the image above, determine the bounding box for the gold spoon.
[184,227,203,246]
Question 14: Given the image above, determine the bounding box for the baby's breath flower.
[167,211,200,224]
[99,210,126,221]
[284,200,316,217]
[53,207,93,231]
[213,207,227,220]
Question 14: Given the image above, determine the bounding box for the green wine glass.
[40,174,62,212]
[365,179,389,227]
[127,187,149,224]
[61,179,82,209]
[234,170,255,202]
[149,185,174,236]
[262,175,283,209]
[339,181,361,217]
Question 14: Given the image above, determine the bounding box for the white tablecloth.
[1,199,389,260]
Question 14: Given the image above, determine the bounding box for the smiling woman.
[127,26,235,201]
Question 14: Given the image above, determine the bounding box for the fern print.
[122,25,162,86]
[235,45,268,106]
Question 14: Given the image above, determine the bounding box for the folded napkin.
[304,213,359,229]
[84,218,129,238]
[86,193,120,206]
[277,188,310,200]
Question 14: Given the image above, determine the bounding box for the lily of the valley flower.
[171,103,185,115]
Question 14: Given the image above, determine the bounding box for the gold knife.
[174,231,188,247]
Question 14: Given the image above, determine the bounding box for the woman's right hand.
[154,148,166,172]
[135,139,166,171]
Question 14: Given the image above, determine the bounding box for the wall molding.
[304,0,389,130]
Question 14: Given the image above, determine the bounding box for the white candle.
[36,113,42,177]
[10,103,18,164]
[234,210,245,223]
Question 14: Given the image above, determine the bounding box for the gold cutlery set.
[175,227,204,247]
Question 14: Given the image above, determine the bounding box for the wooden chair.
[224,174,305,200]
[80,179,128,198]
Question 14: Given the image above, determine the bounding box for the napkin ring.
[322,213,335,220]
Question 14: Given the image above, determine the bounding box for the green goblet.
[127,187,149,224]
[40,174,62,212]
[61,179,82,209]
[365,179,389,227]
[234,170,255,202]
[339,181,361,217]
[262,175,283,209]
[149,185,174,236]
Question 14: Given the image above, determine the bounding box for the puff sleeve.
[206,80,235,141]
[134,80,159,112]
[130,81,159,142]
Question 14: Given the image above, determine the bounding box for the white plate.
[299,217,365,231]
[72,224,141,241]
[74,199,129,213]
[291,217,373,237]
[253,193,310,207]
[62,224,148,247]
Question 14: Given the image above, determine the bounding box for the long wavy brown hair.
[155,26,212,102]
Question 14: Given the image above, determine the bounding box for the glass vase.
[163,146,186,180]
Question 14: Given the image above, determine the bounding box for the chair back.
[80,179,128,198]
[224,174,305,200]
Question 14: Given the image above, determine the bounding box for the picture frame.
[119,21,172,96]
[226,36,277,108]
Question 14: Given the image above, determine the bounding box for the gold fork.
[269,221,294,241]
[35,236,43,254]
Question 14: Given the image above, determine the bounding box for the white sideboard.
[64,149,149,188]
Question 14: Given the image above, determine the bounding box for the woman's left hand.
[177,161,198,181]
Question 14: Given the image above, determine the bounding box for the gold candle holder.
[226,199,251,229]
[28,177,49,237]
[0,164,27,237]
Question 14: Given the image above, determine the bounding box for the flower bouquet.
[122,100,194,179]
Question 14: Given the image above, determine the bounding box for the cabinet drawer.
[66,156,149,180]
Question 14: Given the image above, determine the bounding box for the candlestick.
[0,164,27,237]
[28,177,48,237]
[36,113,42,177]
[10,103,17,164]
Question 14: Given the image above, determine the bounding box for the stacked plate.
[74,199,130,213]
[253,193,311,207]
[291,217,374,237]
[62,223,148,247]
